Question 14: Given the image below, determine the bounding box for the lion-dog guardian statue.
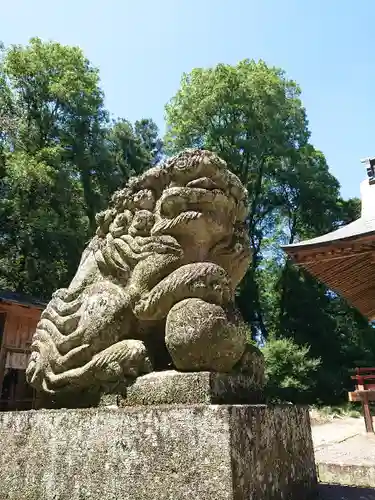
[26,149,264,395]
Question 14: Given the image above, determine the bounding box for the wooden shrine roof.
[0,290,46,310]
[282,219,375,320]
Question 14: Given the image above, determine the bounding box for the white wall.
[360,179,375,219]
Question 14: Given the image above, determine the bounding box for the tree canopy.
[0,38,163,298]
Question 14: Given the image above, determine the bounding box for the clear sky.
[1,0,374,199]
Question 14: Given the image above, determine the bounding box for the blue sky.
[1,1,374,199]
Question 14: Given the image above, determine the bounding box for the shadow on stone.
[319,484,375,499]
[35,387,102,409]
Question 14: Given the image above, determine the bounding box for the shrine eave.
[281,218,375,320]
[282,217,375,256]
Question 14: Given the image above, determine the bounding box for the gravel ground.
[315,433,375,466]
[312,417,365,449]
[312,416,375,497]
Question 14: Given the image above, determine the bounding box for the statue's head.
[96,149,251,286]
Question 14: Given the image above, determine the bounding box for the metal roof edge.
[282,220,375,253]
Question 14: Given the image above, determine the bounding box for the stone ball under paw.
[165,298,246,372]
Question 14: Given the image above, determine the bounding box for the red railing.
[349,367,375,433]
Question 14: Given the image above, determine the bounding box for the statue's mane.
[95,149,248,243]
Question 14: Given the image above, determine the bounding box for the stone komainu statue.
[26,149,263,394]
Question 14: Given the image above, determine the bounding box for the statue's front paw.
[207,275,232,305]
[133,262,233,321]
[92,339,153,384]
[165,298,246,372]
[26,351,43,388]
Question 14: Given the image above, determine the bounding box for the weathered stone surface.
[235,342,266,386]
[26,149,263,395]
[165,298,246,371]
[0,404,317,500]
[37,369,266,409]
[111,370,266,406]
[318,463,375,489]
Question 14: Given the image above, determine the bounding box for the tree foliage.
[0,38,162,298]
[262,338,321,403]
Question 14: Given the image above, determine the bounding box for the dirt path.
[312,417,365,449]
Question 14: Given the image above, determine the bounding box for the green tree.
[104,118,163,192]
[276,264,375,403]
[165,60,339,339]
[0,150,87,298]
[0,38,163,298]
[1,37,109,231]
[262,337,321,403]
[134,118,164,165]
[165,59,375,404]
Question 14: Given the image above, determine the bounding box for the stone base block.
[36,371,265,410]
[0,404,316,500]
[102,370,265,406]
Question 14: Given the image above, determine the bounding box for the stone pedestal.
[101,370,266,406]
[0,403,317,500]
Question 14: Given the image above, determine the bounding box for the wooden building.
[283,157,375,320]
[0,290,45,410]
